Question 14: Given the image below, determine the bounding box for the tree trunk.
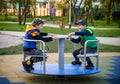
[89,0,94,26]
[4,2,8,20]
[33,2,36,18]
[23,7,27,25]
[106,0,114,24]
[107,2,111,24]
[72,1,77,23]
[18,0,22,25]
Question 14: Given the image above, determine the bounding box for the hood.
[25,25,37,33]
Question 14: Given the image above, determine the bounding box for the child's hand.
[48,33,59,37]
[67,32,75,38]
[52,35,59,40]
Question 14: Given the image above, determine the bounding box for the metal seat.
[23,39,46,73]
[77,40,99,73]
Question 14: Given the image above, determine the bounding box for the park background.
[0,0,120,84]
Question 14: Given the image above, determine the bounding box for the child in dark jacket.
[67,20,98,69]
[22,18,56,72]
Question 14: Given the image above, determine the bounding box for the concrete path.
[97,37,120,46]
[0,31,120,48]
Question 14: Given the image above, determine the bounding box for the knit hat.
[32,18,44,26]
[75,20,87,26]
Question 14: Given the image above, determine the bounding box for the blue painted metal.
[22,64,101,76]
[22,37,101,76]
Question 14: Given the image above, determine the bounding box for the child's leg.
[73,48,81,62]
[86,47,97,63]
[72,48,83,65]
[85,48,97,69]
[29,49,47,63]
[23,49,46,72]
[86,57,93,65]
[75,48,95,69]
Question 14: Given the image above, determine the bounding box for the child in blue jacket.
[22,18,55,72]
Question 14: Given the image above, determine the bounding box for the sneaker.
[22,59,34,72]
[22,61,31,72]
[85,64,94,69]
[71,61,82,65]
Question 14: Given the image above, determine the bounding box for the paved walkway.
[0,31,120,48]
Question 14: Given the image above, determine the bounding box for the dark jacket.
[23,25,52,51]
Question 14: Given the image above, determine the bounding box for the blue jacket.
[23,25,52,50]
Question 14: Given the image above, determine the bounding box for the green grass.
[94,30,120,37]
[0,15,18,22]
[0,23,120,55]
[0,15,119,28]
[0,44,23,55]
[0,40,120,55]
[0,23,120,37]
[0,23,26,31]
[93,20,119,28]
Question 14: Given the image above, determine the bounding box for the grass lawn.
[0,40,120,55]
[0,23,120,55]
[0,15,119,28]
[0,23,120,37]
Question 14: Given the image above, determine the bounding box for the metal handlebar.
[84,40,99,56]
[23,38,46,73]
[83,40,99,73]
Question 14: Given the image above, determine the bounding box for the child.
[22,18,56,72]
[67,20,98,69]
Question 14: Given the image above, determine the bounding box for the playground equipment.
[77,40,100,73]
[22,35,101,76]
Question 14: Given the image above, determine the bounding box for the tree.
[67,0,94,25]
[99,0,115,24]
[18,0,22,25]
[0,0,9,20]
[83,0,94,25]
[56,0,68,28]
[56,0,68,16]
[9,0,18,15]
[0,0,5,14]
[106,0,115,24]
[18,0,36,25]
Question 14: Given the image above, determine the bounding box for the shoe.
[22,59,34,72]
[86,64,94,69]
[72,61,82,65]
[22,61,31,72]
